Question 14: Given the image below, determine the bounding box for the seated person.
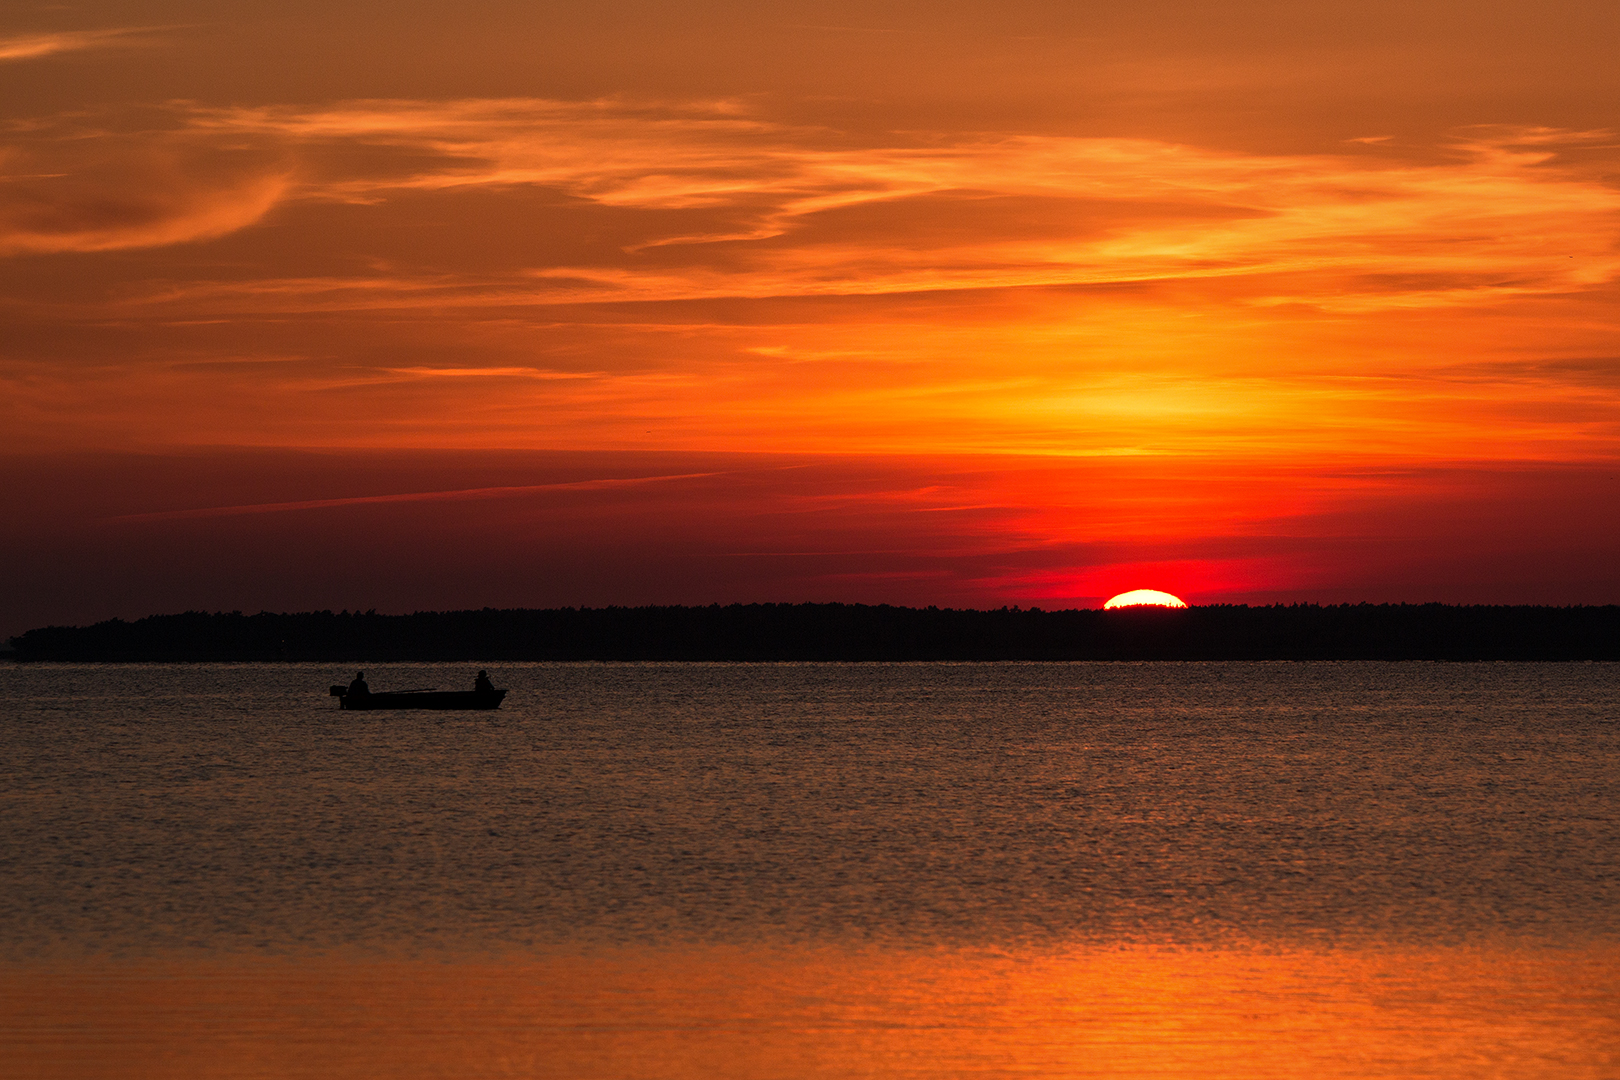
[474,670,494,696]
[348,671,370,697]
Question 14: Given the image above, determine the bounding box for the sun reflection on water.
[5,945,1617,1079]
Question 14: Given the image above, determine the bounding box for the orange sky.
[2,1,1617,631]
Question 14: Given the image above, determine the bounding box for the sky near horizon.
[3,1,1618,632]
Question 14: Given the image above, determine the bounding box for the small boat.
[329,685,507,710]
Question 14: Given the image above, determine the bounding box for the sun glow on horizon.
[1103,590,1189,609]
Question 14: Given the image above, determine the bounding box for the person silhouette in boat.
[474,670,494,697]
[348,671,370,698]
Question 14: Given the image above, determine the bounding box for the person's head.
[478,670,487,677]
[356,671,364,679]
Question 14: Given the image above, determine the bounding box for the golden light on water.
[1103,589,1189,609]
[5,947,1617,1080]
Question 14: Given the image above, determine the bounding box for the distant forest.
[8,603,1620,661]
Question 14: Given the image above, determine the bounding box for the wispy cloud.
[6,98,1618,314]
[0,117,291,254]
[4,98,1618,466]
[380,367,602,380]
[107,471,723,523]
[0,28,151,63]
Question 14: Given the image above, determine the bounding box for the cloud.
[5,98,1617,314]
[0,120,292,254]
[380,367,603,380]
[2,100,1616,470]
[0,28,151,63]
[106,471,724,523]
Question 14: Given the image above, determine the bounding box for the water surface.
[3,662,1617,1077]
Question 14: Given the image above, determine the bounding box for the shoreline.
[10,603,1620,663]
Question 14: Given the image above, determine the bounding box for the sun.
[1103,589,1188,609]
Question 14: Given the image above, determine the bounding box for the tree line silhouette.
[8,603,1619,661]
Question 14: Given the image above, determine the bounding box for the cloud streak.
[0,119,291,254]
[240,103,1620,309]
[0,28,150,63]
[3,99,1617,469]
[106,471,724,523]
[6,99,1617,314]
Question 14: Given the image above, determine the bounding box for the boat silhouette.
[329,681,506,710]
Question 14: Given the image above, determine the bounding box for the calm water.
[2,662,1617,1077]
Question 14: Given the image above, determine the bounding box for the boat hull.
[339,689,506,711]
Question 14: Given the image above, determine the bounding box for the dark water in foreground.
[2,662,1617,1077]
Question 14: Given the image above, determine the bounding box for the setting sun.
[1103,590,1189,609]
